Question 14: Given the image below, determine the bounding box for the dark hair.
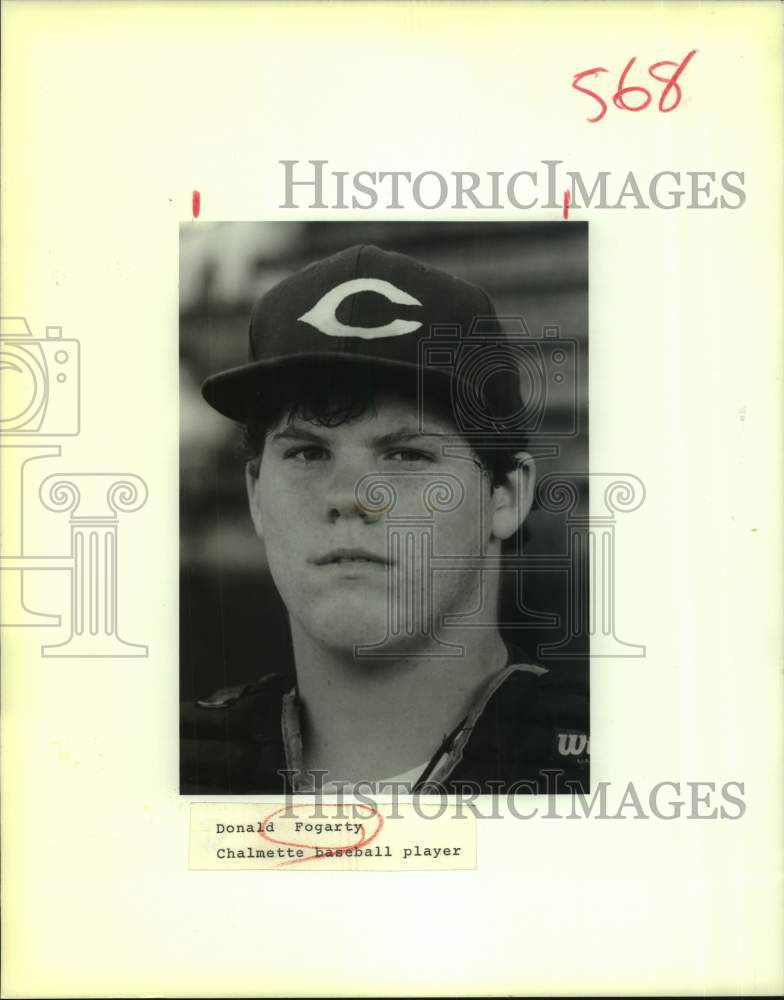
[240,360,527,488]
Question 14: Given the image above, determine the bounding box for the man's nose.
[324,461,386,523]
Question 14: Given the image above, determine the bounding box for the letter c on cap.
[298,278,422,339]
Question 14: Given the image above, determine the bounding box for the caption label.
[189,800,476,871]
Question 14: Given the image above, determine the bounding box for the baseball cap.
[201,244,524,429]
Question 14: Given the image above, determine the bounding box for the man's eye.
[284,445,330,463]
[384,448,435,464]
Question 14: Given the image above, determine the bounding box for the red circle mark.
[563,189,571,220]
[192,190,201,219]
[258,803,384,867]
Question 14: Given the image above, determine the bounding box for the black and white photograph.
[179,222,589,794]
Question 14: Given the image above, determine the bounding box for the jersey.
[180,648,589,795]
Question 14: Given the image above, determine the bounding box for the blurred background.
[180,222,588,702]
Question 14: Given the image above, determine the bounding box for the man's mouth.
[313,547,390,566]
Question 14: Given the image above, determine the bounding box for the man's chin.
[301,607,432,659]
[291,585,453,653]
[307,620,392,655]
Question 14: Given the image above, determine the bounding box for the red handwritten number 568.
[573,50,697,123]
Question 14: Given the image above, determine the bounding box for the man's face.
[247,390,519,656]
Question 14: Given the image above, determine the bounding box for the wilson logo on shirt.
[557,732,590,757]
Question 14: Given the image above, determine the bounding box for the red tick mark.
[192,190,201,219]
[563,189,571,220]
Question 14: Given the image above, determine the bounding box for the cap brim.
[201,353,440,422]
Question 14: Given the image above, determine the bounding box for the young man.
[181,244,588,794]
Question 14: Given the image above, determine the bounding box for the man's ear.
[490,453,536,541]
[245,461,264,539]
